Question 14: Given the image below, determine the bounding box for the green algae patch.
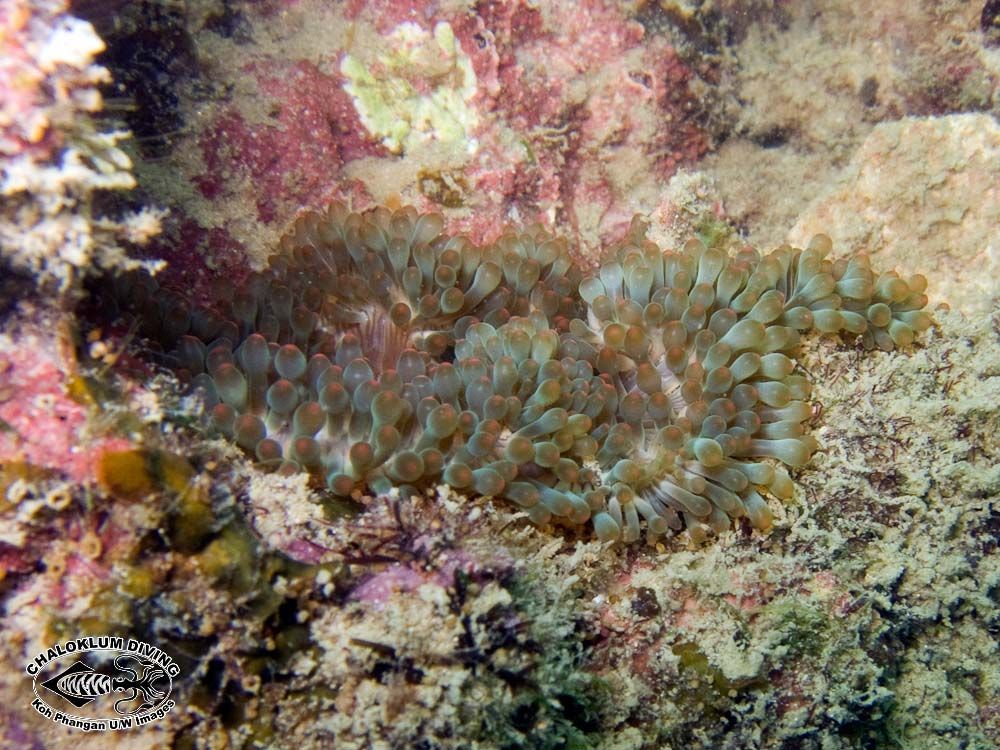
[479,575,612,750]
[196,522,260,591]
[117,565,156,599]
[96,447,195,501]
[340,21,479,154]
[693,213,737,253]
[757,597,830,661]
[167,486,216,554]
[672,640,766,695]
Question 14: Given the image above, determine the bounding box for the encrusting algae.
[115,202,931,544]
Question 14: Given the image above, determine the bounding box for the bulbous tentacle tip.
[125,201,932,544]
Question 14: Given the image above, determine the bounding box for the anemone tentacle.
[117,202,931,544]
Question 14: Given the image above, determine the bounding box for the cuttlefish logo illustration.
[26,637,180,732]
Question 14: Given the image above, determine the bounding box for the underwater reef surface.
[0,1,998,749]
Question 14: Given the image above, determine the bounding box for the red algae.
[0,328,132,485]
[197,60,384,223]
[137,0,713,277]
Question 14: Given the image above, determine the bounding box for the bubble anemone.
[118,203,931,544]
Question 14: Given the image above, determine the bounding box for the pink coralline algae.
[180,0,711,275]
[347,551,481,610]
[0,324,132,484]
[429,0,711,245]
[196,60,382,222]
